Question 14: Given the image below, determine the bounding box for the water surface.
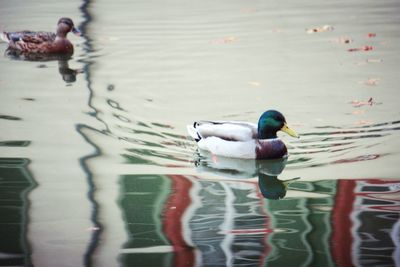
[0,0,399,266]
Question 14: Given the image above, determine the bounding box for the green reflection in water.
[119,174,173,266]
[0,141,31,147]
[116,173,399,267]
[0,158,36,267]
[266,180,337,266]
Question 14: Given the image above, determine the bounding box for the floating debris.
[352,110,366,115]
[356,58,383,66]
[306,25,334,34]
[211,36,237,44]
[22,98,35,101]
[333,36,353,44]
[97,36,120,44]
[364,77,380,86]
[348,45,373,52]
[240,8,257,13]
[358,78,380,86]
[367,33,377,38]
[248,81,261,87]
[350,97,381,107]
[366,58,383,63]
[355,120,373,125]
[272,28,283,33]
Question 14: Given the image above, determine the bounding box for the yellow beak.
[281,123,299,138]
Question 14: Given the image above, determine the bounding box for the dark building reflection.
[0,158,36,267]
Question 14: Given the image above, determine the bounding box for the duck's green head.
[257,110,299,139]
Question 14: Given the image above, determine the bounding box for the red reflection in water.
[331,179,399,267]
[333,154,380,164]
[331,180,357,267]
[163,175,195,267]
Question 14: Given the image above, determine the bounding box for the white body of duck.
[187,110,299,160]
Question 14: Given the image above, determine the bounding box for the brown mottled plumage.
[1,18,81,55]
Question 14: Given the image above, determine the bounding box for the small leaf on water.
[362,45,374,51]
[365,78,380,86]
[350,97,381,107]
[348,45,373,52]
[306,25,334,34]
[355,120,373,125]
[240,8,257,13]
[248,81,261,86]
[358,78,380,86]
[366,58,383,63]
[272,28,283,33]
[98,36,120,43]
[211,36,237,44]
[352,110,365,115]
[333,36,353,44]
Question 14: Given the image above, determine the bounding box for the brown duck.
[1,17,82,55]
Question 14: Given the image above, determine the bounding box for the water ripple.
[287,120,400,168]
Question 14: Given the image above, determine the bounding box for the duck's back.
[192,121,257,141]
[3,31,55,43]
[2,31,73,54]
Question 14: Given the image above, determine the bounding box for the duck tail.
[1,32,11,43]
[187,122,201,142]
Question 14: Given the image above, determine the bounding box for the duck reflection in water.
[57,59,83,83]
[195,153,299,200]
[4,49,83,83]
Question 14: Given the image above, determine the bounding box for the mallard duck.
[1,17,81,55]
[187,110,299,159]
